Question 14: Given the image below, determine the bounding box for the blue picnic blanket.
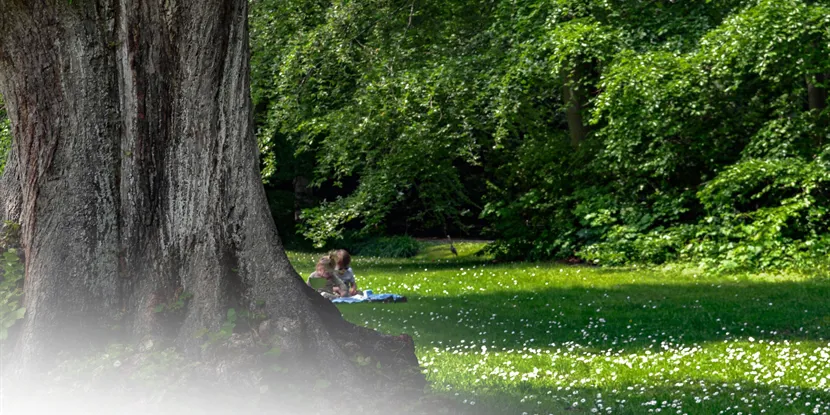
[331,293,407,304]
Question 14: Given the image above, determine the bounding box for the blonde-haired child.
[307,256,347,300]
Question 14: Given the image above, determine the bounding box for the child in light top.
[307,256,347,300]
[331,249,360,296]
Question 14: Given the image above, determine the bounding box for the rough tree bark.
[0,0,422,403]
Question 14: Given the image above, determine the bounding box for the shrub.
[682,157,830,272]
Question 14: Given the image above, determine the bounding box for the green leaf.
[265,346,283,357]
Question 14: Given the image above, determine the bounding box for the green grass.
[288,243,830,415]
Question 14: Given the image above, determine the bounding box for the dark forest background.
[3,0,830,272]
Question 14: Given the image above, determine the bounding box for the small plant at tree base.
[0,247,25,341]
[195,308,238,351]
[194,305,271,354]
[263,346,286,373]
[153,290,193,314]
[351,353,372,367]
[0,220,20,249]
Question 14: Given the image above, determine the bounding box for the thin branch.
[405,1,415,34]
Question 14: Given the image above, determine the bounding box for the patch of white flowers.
[288,248,830,414]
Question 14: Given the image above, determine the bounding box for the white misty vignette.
[0,369,396,415]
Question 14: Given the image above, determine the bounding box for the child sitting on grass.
[331,249,360,296]
[307,256,347,300]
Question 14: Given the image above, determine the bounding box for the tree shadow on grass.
[339,279,830,351]
[440,378,830,415]
[290,250,492,275]
[354,258,494,274]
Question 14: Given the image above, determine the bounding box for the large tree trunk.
[0,0,421,402]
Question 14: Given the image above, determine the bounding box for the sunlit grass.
[288,243,830,415]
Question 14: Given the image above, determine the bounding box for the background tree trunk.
[808,73,828,112]
[563,61,590,149]
[807,73,828,147]
[293,175,312,222]
[0,0,421,396]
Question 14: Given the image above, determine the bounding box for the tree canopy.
[248,0,830,272]
[0,0,828,270]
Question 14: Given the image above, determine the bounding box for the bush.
[483,0,830,270]
[681,157,830,272]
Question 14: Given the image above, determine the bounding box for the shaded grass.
[288,244,830,415]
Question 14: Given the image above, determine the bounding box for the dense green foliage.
[0,3,827,270]
[290,244,830,414]
[574,0,830,272]
[250,0,490,245]
[0,95,11,175]
[251,0,830,271]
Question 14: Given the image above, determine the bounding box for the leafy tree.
[249,0,830,270]
[480,0,749,260]
[251,0,498,245]
[580,0,830,270]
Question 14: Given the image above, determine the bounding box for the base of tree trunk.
[1,316,431,415]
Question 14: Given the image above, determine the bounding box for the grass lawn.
[290,243,830,415]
